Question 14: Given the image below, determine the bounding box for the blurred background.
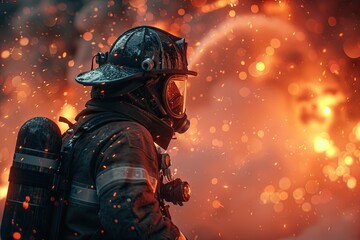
[0,0,359,239]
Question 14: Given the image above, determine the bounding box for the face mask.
[137,75,190,134]
[163,75,187,118]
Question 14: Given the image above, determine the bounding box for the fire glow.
[0,1,359,239]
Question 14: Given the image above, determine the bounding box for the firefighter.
[60,26,196,239]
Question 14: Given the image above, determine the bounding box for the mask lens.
[164,75,187,118]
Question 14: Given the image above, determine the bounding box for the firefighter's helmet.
[75,25,197,93]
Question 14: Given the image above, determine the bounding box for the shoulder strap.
[59,116,74,128]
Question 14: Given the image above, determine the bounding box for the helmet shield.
[163,75,187,118]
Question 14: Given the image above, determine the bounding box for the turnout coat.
[60,100,180,240]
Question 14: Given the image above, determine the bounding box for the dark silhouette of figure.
[60,26,196,240]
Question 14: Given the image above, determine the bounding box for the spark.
[292,188,305,201]
[347,177,357,189]
[212,199,224,208]
[301,202,312,212]
[1,50,11,59]
[211,178,218,185]
[256,61,265,72]
[68,60,75,67]
[353,122,360,140]
[322,106,331,115]
[19,37,29,46]
[313,135,330,153]
[83,32,93,41]
[279,177,291,190]
[229,10,236,17]
[251,4,259,14]
[344,156,353,166]
[178,8,185,16]
[12,232,21,240]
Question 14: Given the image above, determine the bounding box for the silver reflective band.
[69,182,99,205]
[14,153,59,169]
[7,198,45,208]
[96,166,158,195]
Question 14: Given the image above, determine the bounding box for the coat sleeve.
[94,122,180,240]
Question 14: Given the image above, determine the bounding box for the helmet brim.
[76,63,197,87]
[75,63,144,86]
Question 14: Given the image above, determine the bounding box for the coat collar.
[76,99,174,150]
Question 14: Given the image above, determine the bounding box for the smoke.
[279,204,359,240]
[169,8,360,240]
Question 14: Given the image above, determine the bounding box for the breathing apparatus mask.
[143,74,190,134]
[163,75,190,133]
